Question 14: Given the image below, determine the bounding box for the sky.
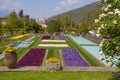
[0,0,99,19]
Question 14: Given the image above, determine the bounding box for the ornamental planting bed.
[41,36,51,40]
[87,35,101,41]
[38,44,69,48]
[41,40,65,42]
[57,35,66,40]
[62,49,89,66]
[17,48,46,66]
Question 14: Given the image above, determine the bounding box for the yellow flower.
[5,46,16,53]
[48,57,58,63]
[10,34,29,40]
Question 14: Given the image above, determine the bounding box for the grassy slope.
[0,71,112,80]
[66,36,102,66]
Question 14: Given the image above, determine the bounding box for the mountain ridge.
[48,1,100,24]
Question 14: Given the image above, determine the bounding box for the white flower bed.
[41,40,66,42]
[38,44,69,47]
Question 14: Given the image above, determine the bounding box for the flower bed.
[76,34,85,36]
[17,48,46,66]
[38,44,69,48]
[42,40,65,42]
[62,49,89,66]
[10,34,29,40]
[57,35,66,40]
[41,36,50,40]
[87,35,101,41]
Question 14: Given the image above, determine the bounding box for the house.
[1,19,7,25]
[36,18,47,28]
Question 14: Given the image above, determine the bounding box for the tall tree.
[30,19,41,33]
[18,10,23,18]
[56,14,73,33]
[0,22,3,42]
[47,20,62,33]
[6,11,20,35]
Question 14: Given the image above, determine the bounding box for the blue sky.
[0,0,99,19]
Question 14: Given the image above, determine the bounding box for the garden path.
[0,66,117,72]
[0,52,5,60]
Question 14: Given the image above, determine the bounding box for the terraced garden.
[0,34,105,67]
[0,34,117,80]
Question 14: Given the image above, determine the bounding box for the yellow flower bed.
[48,57,58,63]
[10,34,29,40]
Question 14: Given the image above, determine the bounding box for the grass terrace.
[0,71,112,80]
[47,48,60,59]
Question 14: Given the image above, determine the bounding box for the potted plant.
[4,45,17,69]
[46,57,60,71]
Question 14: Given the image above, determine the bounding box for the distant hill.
[48,1,100,24]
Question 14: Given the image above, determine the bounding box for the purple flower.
[62,49,89,66]
[88,36,101,41]
[41,36,51,40]
[17,49,46,66]
[57,35,66,40]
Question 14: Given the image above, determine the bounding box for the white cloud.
[55,6,61,11]
[0,0,23,11]
[60,0,79,7]
[55,0,84,12]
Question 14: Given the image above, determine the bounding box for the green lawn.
[51,35,58,40]
[47,48,60,59]
[0,71,112,80]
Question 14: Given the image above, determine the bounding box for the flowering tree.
[95,0,120,67]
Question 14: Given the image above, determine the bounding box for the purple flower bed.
[87,36,101,41]
[62,49,89,66]
[77,34,85,36]
[17,48,46,66]
[41,36,50,40]
[57,35,66,40]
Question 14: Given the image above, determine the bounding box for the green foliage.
[23,19,41,33]
[96,0,120,67]
[79,22,89,34]
[18,10,23,18]
[0,21,2,29]
[5,11,20,35]
[55,14,73,33]
[47,20,62,33]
